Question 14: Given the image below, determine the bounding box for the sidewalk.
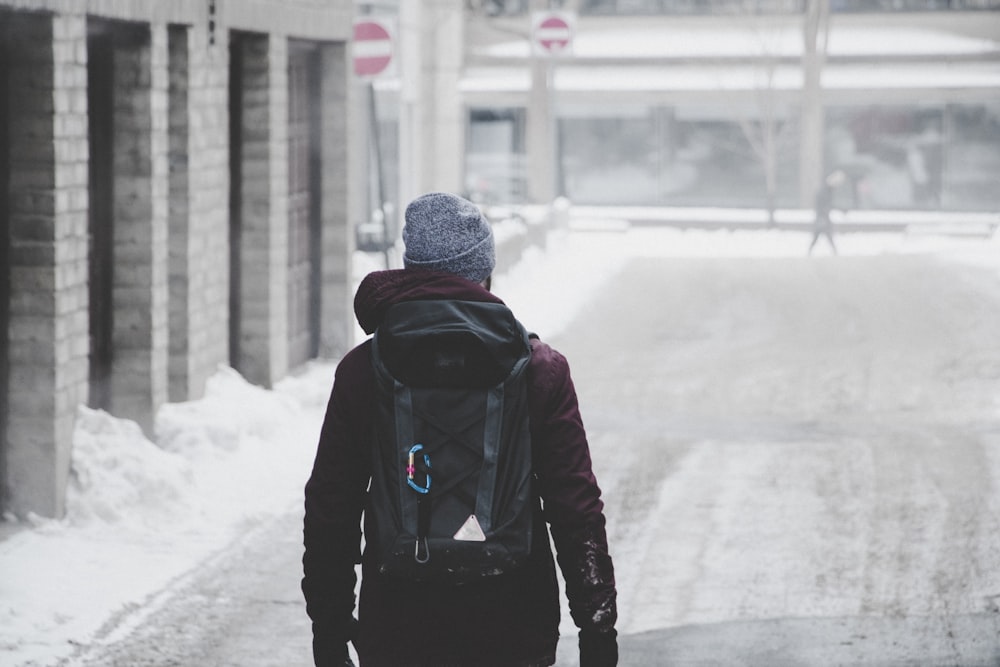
[58,508,590,667]
[62,504,1000,666]
[61,508,314,666]
[58,508,578,666]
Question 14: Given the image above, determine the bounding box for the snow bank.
[0,364,332,666]
[68,407,195,528]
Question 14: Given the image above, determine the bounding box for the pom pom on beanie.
[402,192,495,284]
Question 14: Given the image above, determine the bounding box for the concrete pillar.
[800,0,831,207]
[4,13,90,518]
[398,0,465,202]
[398,1,423,212]
[527,0,557,204]
[426,0,465,194]
[799,51,824,207]
[527,57,555,204]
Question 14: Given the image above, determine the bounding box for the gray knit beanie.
[402,192,495,284]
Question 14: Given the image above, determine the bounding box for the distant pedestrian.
[907,144,931,205]
[302,192,618,667]
[809,170,846,255]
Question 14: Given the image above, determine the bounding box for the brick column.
[109,24,169,433]
[187,27,231,397]
[4,13,89,518]
[168,25,230,402]
[234,33,288,388]
[318,42,353,357]
[167,25,192,402]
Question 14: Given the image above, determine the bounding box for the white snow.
[1,211,999,666]
[0,366,332,666]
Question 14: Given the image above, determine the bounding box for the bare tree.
[710,0,833,222]
[707,5,800,225]
[734,32,797,226]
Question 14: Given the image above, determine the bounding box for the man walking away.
[302,192,618,667]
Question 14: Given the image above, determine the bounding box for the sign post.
[528,12,574,203]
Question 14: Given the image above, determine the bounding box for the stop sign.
[533,13,573,54]
[353,19,393,78]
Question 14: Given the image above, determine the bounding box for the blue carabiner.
[406,444,431,494]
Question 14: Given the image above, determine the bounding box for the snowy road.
[554,251,1000,665]
[54,234,1000,666]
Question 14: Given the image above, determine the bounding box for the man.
[809,170,846,255]
[302,192,618,667]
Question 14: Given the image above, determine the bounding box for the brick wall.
[4,13,89,517]
[1,0,355,518]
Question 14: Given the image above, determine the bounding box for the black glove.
[312,639,353,667]
[312,617,359,667]
[312,638,354,667]
[579,628,618,667]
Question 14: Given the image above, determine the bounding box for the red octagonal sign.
[353,19,392,78]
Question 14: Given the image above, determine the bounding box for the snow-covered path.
[3,224,999,666]
[549,240,1000,663]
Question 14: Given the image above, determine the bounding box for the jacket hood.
[354,269,505,335]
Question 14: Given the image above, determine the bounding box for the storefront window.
[559,110,663,205]
[558,105,800,208]
[942,104,1000,211]
[825,103,999,211]
[467,108,527,205]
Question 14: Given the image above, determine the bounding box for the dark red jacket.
[302,269,616,667]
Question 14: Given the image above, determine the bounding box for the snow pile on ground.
[68,407,195,528]
[0,363,334,666]
[65,365,329,535]
[0,219,998,666]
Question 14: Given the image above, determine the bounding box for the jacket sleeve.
[302,344,373,666]
[529,341,618,635]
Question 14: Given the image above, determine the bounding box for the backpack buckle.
[414,536,430,564]
[406,444,432,494]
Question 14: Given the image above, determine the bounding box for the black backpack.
[367,299,534,584]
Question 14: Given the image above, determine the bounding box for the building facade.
[457,1,1000,213]
[1,0,356,518]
